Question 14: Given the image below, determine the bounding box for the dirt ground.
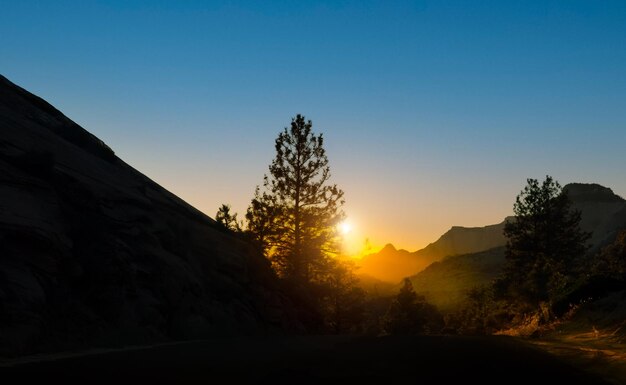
[531,331,626,385]
[0,335,615,384]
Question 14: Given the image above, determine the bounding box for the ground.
[531,329,626,385]
[0,335,616,384]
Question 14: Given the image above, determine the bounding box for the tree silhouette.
[245,185,280,254]
[593,230,626,281]
[384,279,442,335]
[248,114,345,286]
[498,176,590,306]
[215,203,241,232]
[320,260,366,333]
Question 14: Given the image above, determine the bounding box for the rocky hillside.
[0,75,296,357]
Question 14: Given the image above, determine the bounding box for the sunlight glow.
[339,221,352,235]
[337,215,380,258]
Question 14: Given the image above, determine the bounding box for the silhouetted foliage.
[383,279,443,335]
[559,230,626,311]
[245,185,280,254]
[215,203,242,232]
[247,114,345,286]
[591,230,626,282]
[446,286,515,335]
[319,260,366,333]
[496,176,590,308]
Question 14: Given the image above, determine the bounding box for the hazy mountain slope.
[358,244,426,283]
[358,221,508,283]
[0,74,295,357]
[409,247,506,312]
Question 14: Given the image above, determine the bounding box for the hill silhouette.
[563,183,626,249]
[0,74,295,357]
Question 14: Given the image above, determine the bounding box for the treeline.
[215,116,625,336]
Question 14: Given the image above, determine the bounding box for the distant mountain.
[407,183,626,311]
[0,75,295,356]
[358,221,508,283]
[564,183,626,250]
[360,183,626,285]
[409,247,506,312]
[412,220,509,264]
[358,244,423,283]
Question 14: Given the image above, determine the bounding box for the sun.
[339,221,352,235]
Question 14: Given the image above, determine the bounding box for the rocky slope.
[0,75,295,357]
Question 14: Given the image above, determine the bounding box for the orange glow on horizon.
[339,217,390,259]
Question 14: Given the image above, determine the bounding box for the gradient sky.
[2,1,625,252]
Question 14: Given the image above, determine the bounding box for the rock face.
[0,75,294,357]
[564,183,626,250]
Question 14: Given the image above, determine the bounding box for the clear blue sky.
[2,1,625,251]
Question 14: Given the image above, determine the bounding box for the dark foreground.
[0,336,612,385]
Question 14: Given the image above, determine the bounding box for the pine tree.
[320,260,365,333]
[215,203,241,232]
[245,184,280,254]
[384,279,442,335]
[499,176,590,305]
[248,114,345,286]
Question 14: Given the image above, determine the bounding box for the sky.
[2,1,625,253]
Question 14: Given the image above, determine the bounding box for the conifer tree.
[248,114,345,286]
[499,176,590,305]
[384,279,442,335]
[215,203,241,232]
